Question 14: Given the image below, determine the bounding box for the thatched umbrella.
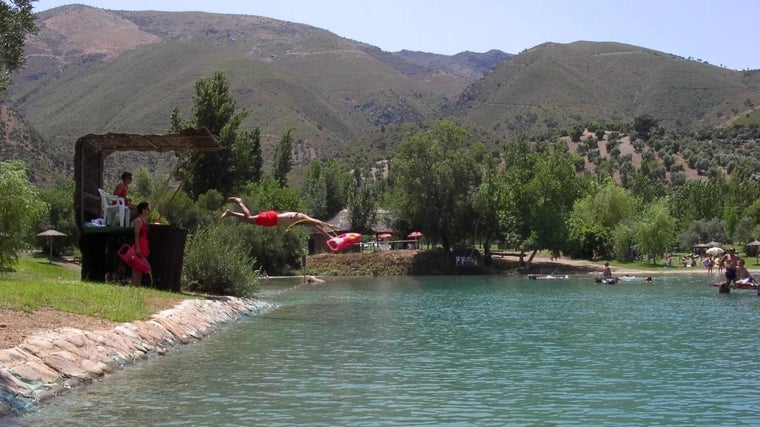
[37,229,67,263]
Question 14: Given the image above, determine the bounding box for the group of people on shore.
[662,249,757,286]
[600,247,757,288]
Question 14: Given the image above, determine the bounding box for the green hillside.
[455,41,760,135]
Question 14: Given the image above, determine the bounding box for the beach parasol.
[378,233,393,240]
[37,229,67,263]
[705,247,724,256]
[407,231,423,238]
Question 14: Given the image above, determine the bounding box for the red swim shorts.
[255,210,278,227]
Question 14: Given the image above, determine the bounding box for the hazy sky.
[32,0,760,70]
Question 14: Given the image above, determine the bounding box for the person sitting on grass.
[221,197,336,238]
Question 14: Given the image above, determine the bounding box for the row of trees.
[384,122,760,264]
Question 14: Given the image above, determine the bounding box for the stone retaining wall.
[0,297,274,416]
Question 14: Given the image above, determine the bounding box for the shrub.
[183,222,259,297]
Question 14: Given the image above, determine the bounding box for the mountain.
[2,5,760,186]
[454,41,760,135]
[0,104,64,186]
[5,5,502,179]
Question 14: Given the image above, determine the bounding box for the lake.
[20,273,760,426]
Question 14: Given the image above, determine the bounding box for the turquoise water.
[20,274,760,426]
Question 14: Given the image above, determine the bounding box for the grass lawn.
[0,254,189,322]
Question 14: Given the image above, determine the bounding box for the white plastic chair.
[98,188,130,227]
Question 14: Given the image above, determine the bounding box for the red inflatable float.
[326,233,362,253]
[117,243,151,273]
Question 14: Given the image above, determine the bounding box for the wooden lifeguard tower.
[74,128,220,290]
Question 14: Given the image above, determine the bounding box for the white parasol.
[705,247,724,256]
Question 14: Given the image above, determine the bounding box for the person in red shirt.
[113,172,133,205]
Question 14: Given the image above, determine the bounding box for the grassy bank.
[0,254,188,322]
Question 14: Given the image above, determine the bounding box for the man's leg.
[227,197,253,217]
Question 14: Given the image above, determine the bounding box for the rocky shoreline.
[0,297,274,417]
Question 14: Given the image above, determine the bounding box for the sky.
[32,0,760,71]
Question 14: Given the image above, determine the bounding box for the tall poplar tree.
[271,129,293,187]
[171,71,262,197]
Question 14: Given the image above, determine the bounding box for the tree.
[0,0,37,94]
[171,71,254,198]
[272,129,293,187]
[470,157,508,262]
[611,220,638,262]
[670,179,724,229]
[36,184,78,256]
[238,127,263,184]
[635,199,677,264]
[301,158,344,219]
[131,166,161,202]
[568,181,638,258]
[678,218,727,250]
[633,114,658,141]
[734,216,756,244]
[346,169,377,234]
[390,120,482,253]
[0,161,48,269]
[521,142,585,256]
[629,169,665,204]
[498,137,585,260]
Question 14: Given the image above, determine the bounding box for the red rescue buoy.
[326,233,362,253]
[117,243,151,273]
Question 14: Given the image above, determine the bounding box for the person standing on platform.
[718,248,739,291]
